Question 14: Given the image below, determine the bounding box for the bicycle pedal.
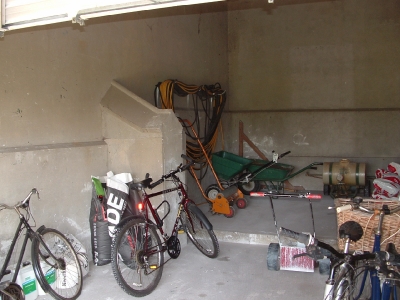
[177,226,185,234]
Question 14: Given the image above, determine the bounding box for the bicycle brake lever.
[293,253,308,259]
[293,245,326,260]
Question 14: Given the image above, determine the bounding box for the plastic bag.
[65,233,89,277]
[89,177,111,266]
[106,172,133,238]
[373,178,400,198]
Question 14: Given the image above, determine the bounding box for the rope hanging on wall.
[154,79,226,167]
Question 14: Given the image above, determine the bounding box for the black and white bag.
[106,172,133,238]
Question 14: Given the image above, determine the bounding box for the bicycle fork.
[323,262,353,300]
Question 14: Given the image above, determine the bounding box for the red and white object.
[280,245,314,272]
[381,173,400,184]
[388,162,400,175]
[373,178,400,198]
[372,189,397,200]
[372,162,400,200]
[376,168,389,178]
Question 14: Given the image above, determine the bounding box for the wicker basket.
[335,198,400,251]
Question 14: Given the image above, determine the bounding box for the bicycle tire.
[111,218,164,297]
[182,203,219,258]
[31,228,83,300]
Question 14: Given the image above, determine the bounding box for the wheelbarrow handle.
[278,151,291,159]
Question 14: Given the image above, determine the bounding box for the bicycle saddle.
[131,178,153,190]
[339,220,363,242]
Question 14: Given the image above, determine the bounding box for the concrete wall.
[0,142,107,262]
[101,81,184,233]
[0,3,228,264]
[1,0,399,262]
[222,0,400,190]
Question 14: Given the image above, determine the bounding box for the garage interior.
[0,0,399,298]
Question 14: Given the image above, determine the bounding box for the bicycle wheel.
[182,203,219,258]
[111,219,164,297]
[31,228,82,300]
[329,265,355,300]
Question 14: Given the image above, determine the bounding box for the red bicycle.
[111,155,219,297]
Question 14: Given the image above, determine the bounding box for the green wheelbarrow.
[208,151,323,195]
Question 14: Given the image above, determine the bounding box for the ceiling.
[0,0,225,37]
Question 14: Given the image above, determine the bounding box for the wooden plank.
[238,120,268,161]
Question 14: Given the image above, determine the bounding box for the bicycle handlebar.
[148,155,196,189]
[279,226,375,261]
[336,197,400,214]
[0,188,40,210]
[279,151,291,159]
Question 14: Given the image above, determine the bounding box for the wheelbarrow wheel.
[267,243,280,271]
[224,206,235,218]
[236,198,247,209]
[238,180,260,195]
[205,184,221,200]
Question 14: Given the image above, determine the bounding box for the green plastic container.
[248,160,294,181]
[211,151,252,180]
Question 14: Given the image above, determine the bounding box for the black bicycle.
[111,155,219,297]
[0,188,83,300]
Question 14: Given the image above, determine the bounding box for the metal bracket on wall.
[72,16,85,26]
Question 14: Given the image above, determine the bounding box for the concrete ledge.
[215,230,337,248]
[215,230,278,245]
[0,141,106,153]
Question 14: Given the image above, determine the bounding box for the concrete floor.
[199,191,338,246]
[38,192,338,300]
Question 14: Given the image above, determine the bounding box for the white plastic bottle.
[16,263,38,300]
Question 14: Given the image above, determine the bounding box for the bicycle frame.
[0,216,33,284]
[0,205,62,292]
[139,177,193,247]
[322,232,350,300]
[354,209,398,300]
